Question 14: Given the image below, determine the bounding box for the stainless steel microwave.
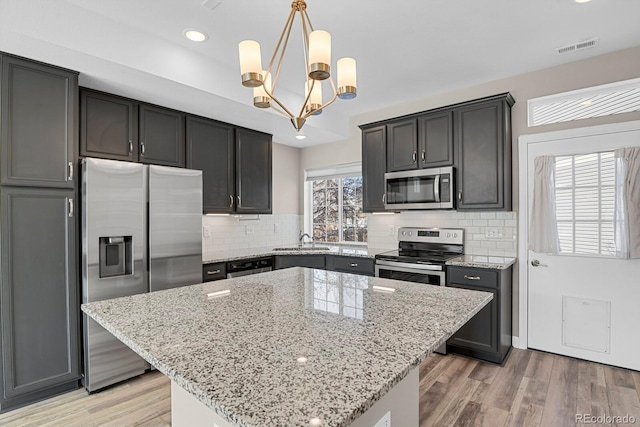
[384,166,454,210]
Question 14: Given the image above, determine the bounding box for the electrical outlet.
[274,223,280,233]
[203,226,211,238]
[245,225,254,235]
[388,225,395,236]
[485,227,504,239]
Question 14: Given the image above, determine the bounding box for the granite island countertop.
[203,245,394,264]
[82,268,492,427]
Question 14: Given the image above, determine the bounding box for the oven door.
[375,260,445,286]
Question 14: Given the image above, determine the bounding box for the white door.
[522,122,640,371]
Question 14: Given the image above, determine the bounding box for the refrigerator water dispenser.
[99,236,133,278]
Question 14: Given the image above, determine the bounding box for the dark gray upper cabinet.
[386,119,417,172]
[186,116,235,213]
[418,110,454,168]
[80,90,137,162]
[139,104,185,168]
[80,88,185,167]
[1,55,77,188]
[361,125,386,212]
[235,128,272,214]
[0,187,79,405]
[455,94,513,211]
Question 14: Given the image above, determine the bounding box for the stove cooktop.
[375,249,461,265]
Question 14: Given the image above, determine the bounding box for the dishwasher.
[226,257,273,278]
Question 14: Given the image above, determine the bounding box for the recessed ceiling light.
[295,135,307,140]
[184,28,208,42]
[574,0,592,3]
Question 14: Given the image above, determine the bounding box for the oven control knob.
[401,231,406,236]
[408,231,412,236]
[453,233,458,238]
[446,232,451,237]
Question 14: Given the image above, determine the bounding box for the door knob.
[531,259,548,267]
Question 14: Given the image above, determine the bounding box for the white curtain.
[529,155,560,253]
[614,146,640,259]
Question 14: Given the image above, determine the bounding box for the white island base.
[171,366,419,427]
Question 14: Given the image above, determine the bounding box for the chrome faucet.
[299,232,313,248]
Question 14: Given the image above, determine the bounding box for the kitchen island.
[82,268,492,427]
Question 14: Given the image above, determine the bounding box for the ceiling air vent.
[555,37,599,55]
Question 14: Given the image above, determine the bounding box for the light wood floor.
[2,348,639,426]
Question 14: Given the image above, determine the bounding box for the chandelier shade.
[237,0,357,131]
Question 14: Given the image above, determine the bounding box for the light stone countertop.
[203,245,394,264]
[446,255,516,270]
[82,268,492,427]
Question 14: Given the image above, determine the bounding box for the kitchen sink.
[272,246,330,251]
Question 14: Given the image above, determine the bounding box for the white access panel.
[562,296,610,353]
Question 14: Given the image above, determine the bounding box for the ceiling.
[1,0,639,146]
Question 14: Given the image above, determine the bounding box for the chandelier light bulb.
[305,80,323,116]
[337,58,357,99]
[308,30,331,80]
[238,40,263,87]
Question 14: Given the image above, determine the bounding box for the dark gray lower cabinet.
[202,262,227,282]
[325,255,374,276]
[0,187,79,410]
[446,266,512,364]
[274,255,325,270]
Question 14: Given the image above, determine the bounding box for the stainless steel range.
[375,227,464,286]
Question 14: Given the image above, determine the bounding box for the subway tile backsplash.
[202,211,517,260]
[202,214,302,260]
[367,211,518,257]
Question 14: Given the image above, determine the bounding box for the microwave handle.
[434,174,440,202]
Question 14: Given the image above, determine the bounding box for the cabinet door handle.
[412,151,417,163]
[207,270,221,275]
[382,193,386,204]
[421,150,426,161]
[68,162,73,181]
[68,198,74,218]
[458,190,462,202]
[229,195,234,208]
[237,195,241,208]
[140,142,145,156]
[350,263,358,267]
[464,275,480,280]
[129,140,134,154]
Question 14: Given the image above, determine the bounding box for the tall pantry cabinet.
[0,53,80,411]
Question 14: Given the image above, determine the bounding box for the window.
[555,151,615,256]
[528,77,640,127]
[305,163,367,244]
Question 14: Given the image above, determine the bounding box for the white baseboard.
[512,336,526,349]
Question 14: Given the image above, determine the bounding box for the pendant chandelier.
[238,0,357,132]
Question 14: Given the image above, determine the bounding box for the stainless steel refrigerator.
[81,158,202,392]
